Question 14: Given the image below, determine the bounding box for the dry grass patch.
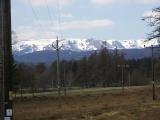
[13,86,160,120]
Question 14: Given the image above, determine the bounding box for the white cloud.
[91,0,160,5]
[32,19,114,30]
[139,0,160,4]
[14,25,57,42]
[61,13,73,18]
[23,0,75,7]
[46,19,114,30]
[14,19,114,41]
[69,19,113,29]
[91,0,115,5]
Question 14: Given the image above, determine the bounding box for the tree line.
[12,47,160,96]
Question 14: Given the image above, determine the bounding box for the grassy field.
[13,86,160,120]
[14,87,125,98]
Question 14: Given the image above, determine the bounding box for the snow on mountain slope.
[12,38,159,55]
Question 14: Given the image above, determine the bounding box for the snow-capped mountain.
[12,38,160,64]
[12,38,159,55]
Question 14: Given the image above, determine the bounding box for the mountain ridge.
[12,38,159,56]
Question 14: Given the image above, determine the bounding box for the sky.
[11,0,160,41]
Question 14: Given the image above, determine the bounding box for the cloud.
[43,19,114,30]
[12,31,19,45]
[139,0,160,4]
[61,13,73,18]
[91,0,115,5]
[23,0,75,7]
[14,25,57,42]
[14,19,114,41]
[91,0,160,6]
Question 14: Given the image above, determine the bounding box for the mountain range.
[12,38,160,64]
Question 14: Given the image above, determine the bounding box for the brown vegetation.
[13,86,160,120]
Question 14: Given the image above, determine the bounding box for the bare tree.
[143,6,160,42]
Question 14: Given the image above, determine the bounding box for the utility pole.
[63,61,67,96]
[0,0,12,120]
[117,64,129,93]
[128,70,132,87]
[52,36,62,97]
[115,47,118,84]
[151,45,160,100]
[151,45,155,101]
[144,44,160,101]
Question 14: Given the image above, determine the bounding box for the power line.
[44,0,63,39]
[28,0,39,22]
[27,0,64,39]
[27,0,44,31]
[44,0,58,39]
[57,0,63,39]
[44,0,54,24]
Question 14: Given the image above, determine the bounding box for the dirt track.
[13,86,160,120]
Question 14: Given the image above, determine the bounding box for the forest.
[11,47,160,96]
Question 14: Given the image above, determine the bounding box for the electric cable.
[27,0,45,32]
[45,0,54,24]
[57,0,63,39]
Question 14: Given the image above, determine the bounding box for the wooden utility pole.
[52,36,62,97]
[151,45,155,100]
[150,45,160,100]
[144,44,160,100]
[63,61,67,96]
[117,64,129,93]
[128,70,132,87]
[115,47,118,84]
[0,0,12,120]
